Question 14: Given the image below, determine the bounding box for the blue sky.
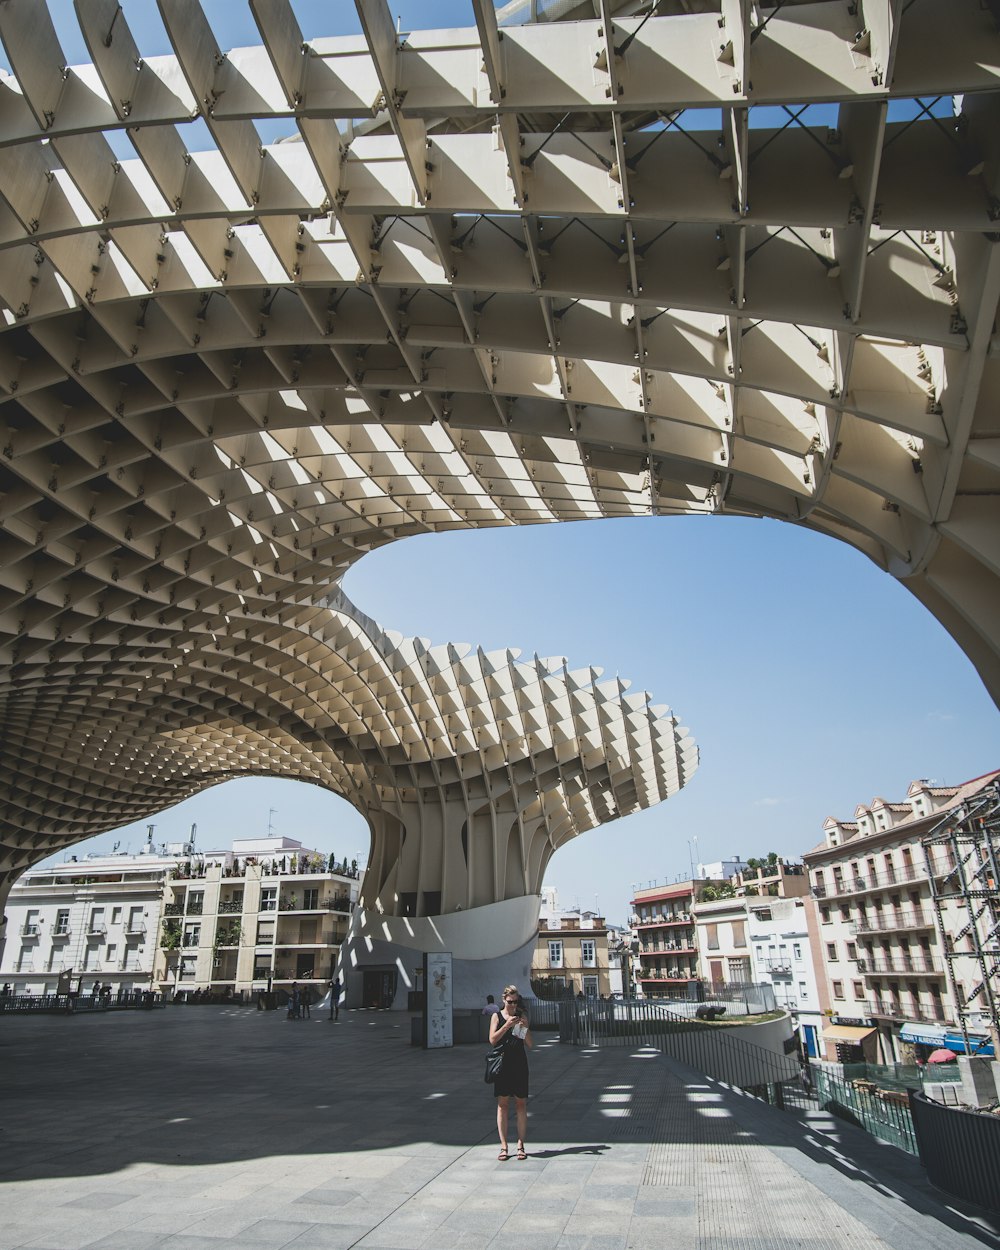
[25,3,1000,918]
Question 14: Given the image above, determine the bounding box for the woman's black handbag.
[484,1038,507,1084]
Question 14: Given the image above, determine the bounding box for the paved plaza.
[1,1006,998,1250]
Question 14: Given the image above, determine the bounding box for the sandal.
[497,1149,509,1161]
[516,1146,527,1160]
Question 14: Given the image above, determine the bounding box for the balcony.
[125,923,146,938]
[853,911,934,935]
[186,904,204,916]
[163,903,184,917]
[812,861,958,900]
[51,926,71,940]
[856,957,944,976]
[218,900,243,914]
[764,960,793,975]
[20,923,40,938]
[86,925,107,938]
[868,998,950,1023]
[181,933,200,948]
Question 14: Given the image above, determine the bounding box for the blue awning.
[944,1032,995,1057]
[899,1021,948,1046]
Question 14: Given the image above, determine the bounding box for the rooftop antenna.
[268,808,277,836]
[190,822,197,847]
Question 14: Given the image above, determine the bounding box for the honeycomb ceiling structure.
[1,0,999,913]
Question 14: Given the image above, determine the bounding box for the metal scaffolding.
[921,781,1000,1058]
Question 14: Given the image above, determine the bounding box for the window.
[256,920,275,945]
[303,888,319,910]
[852,981,865,999]
[548,940,563,968]
[253,959,271,981]
[183,924,200,947]
[551,976,566,988]
[792,943,802,961]
[706,924,719,951]
[846,942,856,961]
[755,945,764,960]
[106,944,117,964]
[753,908,772,922]
[582,975,599,996]
[187,891,204,915]
[89,908,105,935]
[827,943,838,961]
[728,957,750,981]
[821,908,830,924]
[732,920,746,949]
[261,888,277,912]
[180,957,196,980]
[798,981,809,1000]
[111,907,122,925]
[54,909,70,935]
[832,980,844,999]
[580,939,596,967]
[839,907,851,922]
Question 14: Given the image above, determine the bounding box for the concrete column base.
[338,895,541,1010]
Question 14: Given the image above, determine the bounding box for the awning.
[944,1032,995,1058]
[822,1025,876,1044]
[899,1021,948,1047]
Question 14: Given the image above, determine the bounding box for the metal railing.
[814,1068,918,1154]
[837,1061,961,1089]
[551,996,797,1105]
[856,957,943,975]
[0,992,164,1013]
[866,998,949,1022]
[853,910,933,934]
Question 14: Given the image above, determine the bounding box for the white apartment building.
[746,896,825,1058]
[0,847,175,996]
[804,771,999,1064]
[1,835,361,1001]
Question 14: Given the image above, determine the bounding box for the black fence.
[910,1091,1000,1214]
[0,992,164,1014]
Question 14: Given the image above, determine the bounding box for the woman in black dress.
[490,984,532,1160]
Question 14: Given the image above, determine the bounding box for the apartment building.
[0,848,175,996]
[531,888,612,997]
[155,836,359,997]
[803,772,999,1063]
[630,879,724,998]
[1,834,361,1001]
[746,895,825,1057]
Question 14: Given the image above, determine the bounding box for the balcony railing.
[812,863,927,898]
[853,911,933,934]
[20,923,40,937]
[856,957,944,976]
[125,923,146,938]
[868,998,950,1023]
[182,933,200,947]
[86,924,107,937]
[186,903,204,916]
[218,900,243,914]
[51,926,71,939]
[764,960,793,974]
[163,903,184,917]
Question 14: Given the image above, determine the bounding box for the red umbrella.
[927,1047,958,1063]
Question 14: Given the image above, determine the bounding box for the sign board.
[423,951,453,1049]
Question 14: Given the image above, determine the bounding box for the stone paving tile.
[3,1008,1000,1250]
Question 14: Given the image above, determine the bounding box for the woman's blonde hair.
[503,984,519,1000]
